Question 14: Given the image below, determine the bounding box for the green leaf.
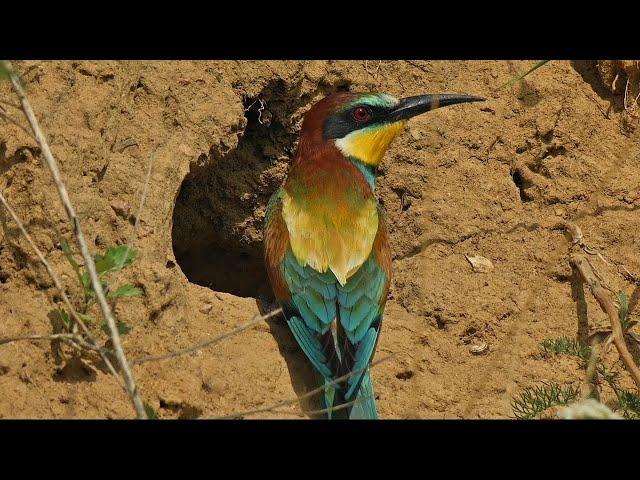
[500,60,550,90]
[60,239,79,271]
[81,271,92,292]
[93,254,115,275]
[78,313,95,325]
[108,284,144,300]
[618,291,630,331]
[57,308,71,329]
[60,238,84,287]
[100,320,131,336]
[94,246,139,275]
[82,272,109,303]
[144,402,159,420]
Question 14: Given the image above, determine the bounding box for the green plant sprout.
[56,240,143,336]
[512,382,580,419]
[540,336,591,361]
[618,291,631,331]
[514,335,640,419]
[514,291,640,419]
[144,402,159,419]
[500,60,550,90]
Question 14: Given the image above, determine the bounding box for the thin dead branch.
[115,149,155,272]
[364,60,382,78]
[217,353,395,419]
[2,60,146,419]
[132,308,283,365]
[571,254,640,391]
[0,332,107,357]
[0,333,78,347]
[565,222,611,267]
[565,221,640,288]
[581,340,601,400]
[0,190,122,386]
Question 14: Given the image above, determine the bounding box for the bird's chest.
[281,175,378,286]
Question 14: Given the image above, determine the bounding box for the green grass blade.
[618,291,630,330]
[500,60,550,90]
[60,238,84,286]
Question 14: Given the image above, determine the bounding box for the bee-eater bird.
[264,91,484,419]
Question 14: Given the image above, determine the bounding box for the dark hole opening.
[171,81,298,300]
[511,170,530,202]
[172,80,350,300]
[174,245,273,300]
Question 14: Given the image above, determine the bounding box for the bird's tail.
[316,370,378,420]
[321,367,378,419]
[347,368,378,419]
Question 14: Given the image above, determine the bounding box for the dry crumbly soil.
[0,60,639,419]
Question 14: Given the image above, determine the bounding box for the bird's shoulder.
[263,188,292,302]
[265,188,285,226]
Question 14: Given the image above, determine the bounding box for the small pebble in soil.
[465,254,494,273]
[110,199,132,219]
[200,303,213,314]
[469,342,489,355]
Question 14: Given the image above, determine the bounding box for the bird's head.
[299,91,485,169]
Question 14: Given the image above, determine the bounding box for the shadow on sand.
[256,297,326,418]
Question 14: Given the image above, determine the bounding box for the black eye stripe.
[323,104,393,139]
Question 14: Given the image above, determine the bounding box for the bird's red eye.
[352,106,370,122]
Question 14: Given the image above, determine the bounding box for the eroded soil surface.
[1,60,639,418]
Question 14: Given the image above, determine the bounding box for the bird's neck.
[290,136,378,192]
[346,156,377,191]
[286,142,376,202]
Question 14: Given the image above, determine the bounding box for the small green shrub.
[56,240,143,336]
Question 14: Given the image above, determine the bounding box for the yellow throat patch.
[335,120,407,167]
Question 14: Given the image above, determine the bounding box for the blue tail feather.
[348,369,378,419]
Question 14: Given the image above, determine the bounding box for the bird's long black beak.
[388,94,485,122]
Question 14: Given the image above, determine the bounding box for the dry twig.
[115,149,155,272]
[2,60,146,418]
[132,308,283,365]
[217,353,395,419]
[571,254,640,391]
[1,333,79,347]
[0,191,123,388]
[581,340,601,400]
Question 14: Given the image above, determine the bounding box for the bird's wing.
[336,206,391,410]
[264,189,341,385]
[264,189,293,303]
